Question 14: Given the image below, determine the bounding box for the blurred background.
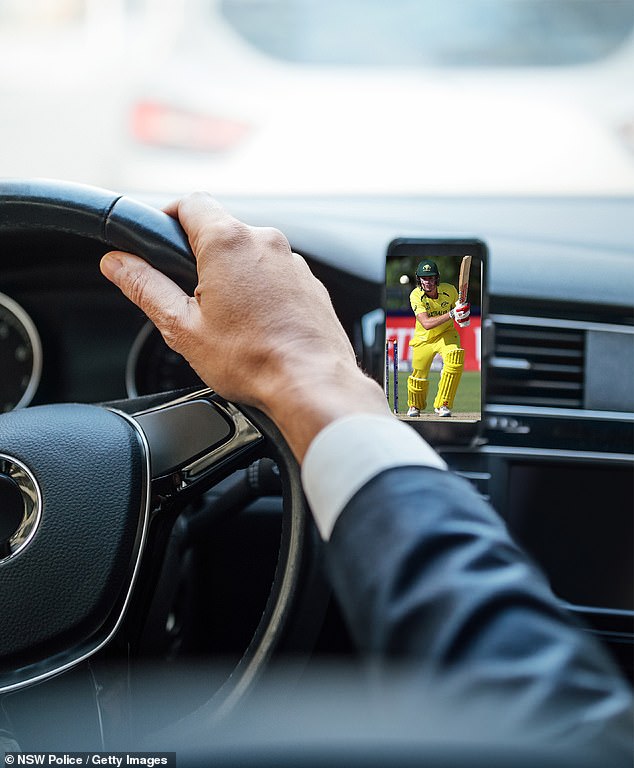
[1,0,634,196]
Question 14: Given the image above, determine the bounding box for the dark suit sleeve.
[324,465,633,761]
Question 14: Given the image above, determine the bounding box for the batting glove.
[450,302,470,324]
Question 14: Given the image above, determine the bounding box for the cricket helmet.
[415,260,440,279]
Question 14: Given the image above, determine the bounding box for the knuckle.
[258,226,290,252]
[203,218,253,253]
[315,278,332,303]
[188,190,213,204]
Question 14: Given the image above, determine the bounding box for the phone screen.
[385,238,488,446]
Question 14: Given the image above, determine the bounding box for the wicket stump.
[385,337,399,414]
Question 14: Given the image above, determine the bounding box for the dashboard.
[0,191,633,687]
[0,230,202,410]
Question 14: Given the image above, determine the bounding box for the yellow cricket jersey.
[409,283,458,344]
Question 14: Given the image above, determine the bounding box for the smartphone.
[384,238,488,447]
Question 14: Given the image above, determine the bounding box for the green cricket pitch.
[386,370,481,417]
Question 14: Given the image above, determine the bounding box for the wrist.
[256,352,389,462]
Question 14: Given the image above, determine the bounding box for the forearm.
[417,312,451,330]
[259,353,390,463]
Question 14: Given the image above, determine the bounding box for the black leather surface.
[0,404,145,678]
[0,179,117,239]
[106,195,195,291]
[0,179,196,291]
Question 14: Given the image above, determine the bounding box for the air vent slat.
[495,329,583,344]
[493,378,582,391]
[492,395,584,407]
[524,381,583,391]
[530,363,583,374]
[489,317,586,409]
[496,345,582,359]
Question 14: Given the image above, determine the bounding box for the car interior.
[0,1,633,765]
[0,182,631,765]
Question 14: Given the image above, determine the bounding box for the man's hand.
[100,192,388,461]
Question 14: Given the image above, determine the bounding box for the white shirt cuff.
[301,414,447,541]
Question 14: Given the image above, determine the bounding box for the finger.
[163,192,240,257]
[101,251,198,348]
[161,197,182,220]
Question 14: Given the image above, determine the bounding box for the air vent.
[489,315,585,408]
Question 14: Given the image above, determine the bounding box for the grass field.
[386,370,481,415]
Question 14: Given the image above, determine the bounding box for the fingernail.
[100,252,125,282]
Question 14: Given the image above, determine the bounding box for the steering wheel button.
[135,400,233,477]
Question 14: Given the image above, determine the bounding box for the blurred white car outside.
[1,0,633,196]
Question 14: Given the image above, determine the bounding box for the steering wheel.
[0,179,313,731]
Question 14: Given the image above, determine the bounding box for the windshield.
[1,0,633,195]
[221,0,634,66]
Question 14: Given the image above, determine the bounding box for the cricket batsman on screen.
[406,257,471,417]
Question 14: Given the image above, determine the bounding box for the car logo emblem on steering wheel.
[0,455,42,563]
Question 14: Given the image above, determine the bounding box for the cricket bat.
[458,255,472,305]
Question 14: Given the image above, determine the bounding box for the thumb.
[101,251,198,353]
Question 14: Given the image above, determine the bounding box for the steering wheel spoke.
[111,388,266,510]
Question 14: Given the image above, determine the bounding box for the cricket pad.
[434,348,465,410]
[407,370,429,409]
